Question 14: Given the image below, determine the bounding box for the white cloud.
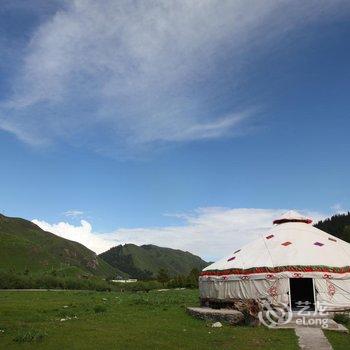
[32,207,326,260]
[2,1,349,154]
[63,210,84,218]
[32,219,113,254]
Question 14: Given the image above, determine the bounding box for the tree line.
[314,212,350,242]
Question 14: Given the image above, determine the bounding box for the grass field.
[0,289,347,350]
[325,327,350,350]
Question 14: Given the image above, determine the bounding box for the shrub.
[13,329,46,343]
[334,313,350,325]
[0,268,199,292]
[157,268,170,285]
[93,305,107,313]
[0,271,113,291]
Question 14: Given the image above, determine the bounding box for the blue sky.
[0,1,349,259]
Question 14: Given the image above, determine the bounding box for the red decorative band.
[273,218,312,224]
[201,265,350,277]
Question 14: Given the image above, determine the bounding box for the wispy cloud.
[63,210,84,218]
[331,203,347,215]
[32,207,326,260]
[1,1,349,155]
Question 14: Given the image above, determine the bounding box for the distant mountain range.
[99,244,208,279]
[0,213,208,279]
[0,214,121,277]
[2,211,349,281]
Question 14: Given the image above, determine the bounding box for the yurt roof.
[202,211,350,277]
[272,210,312,224]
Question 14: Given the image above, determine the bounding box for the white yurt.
[199,211,350,311]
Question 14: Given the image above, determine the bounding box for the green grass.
[326,330,350,350]
[325,314,350,350]
[0,289,298,349]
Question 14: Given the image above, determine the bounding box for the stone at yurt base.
[187,307,244,325]
[190,211,350,327]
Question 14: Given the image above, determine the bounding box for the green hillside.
[0,214,118,278]
[99,243,208,279]
[314,212,350,242]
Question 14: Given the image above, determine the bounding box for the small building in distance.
[111,279,138,283]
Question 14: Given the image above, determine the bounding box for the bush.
[13,329,46,343]
[157,269,170,285]
[93,305,107,313]
[334,313,350,325]
[0,271,113,291]
[165,268,200,289]
[0,268,200,292]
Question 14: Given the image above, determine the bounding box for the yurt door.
[289,278,315,311]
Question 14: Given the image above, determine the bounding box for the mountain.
[314,212,350,242]
[99,243,208,279]
[0,213,119,277]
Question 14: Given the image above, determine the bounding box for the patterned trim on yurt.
[201,265,350,276]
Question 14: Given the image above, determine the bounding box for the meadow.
[0,289,348,350]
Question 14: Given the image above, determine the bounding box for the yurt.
[199,211,350,312]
